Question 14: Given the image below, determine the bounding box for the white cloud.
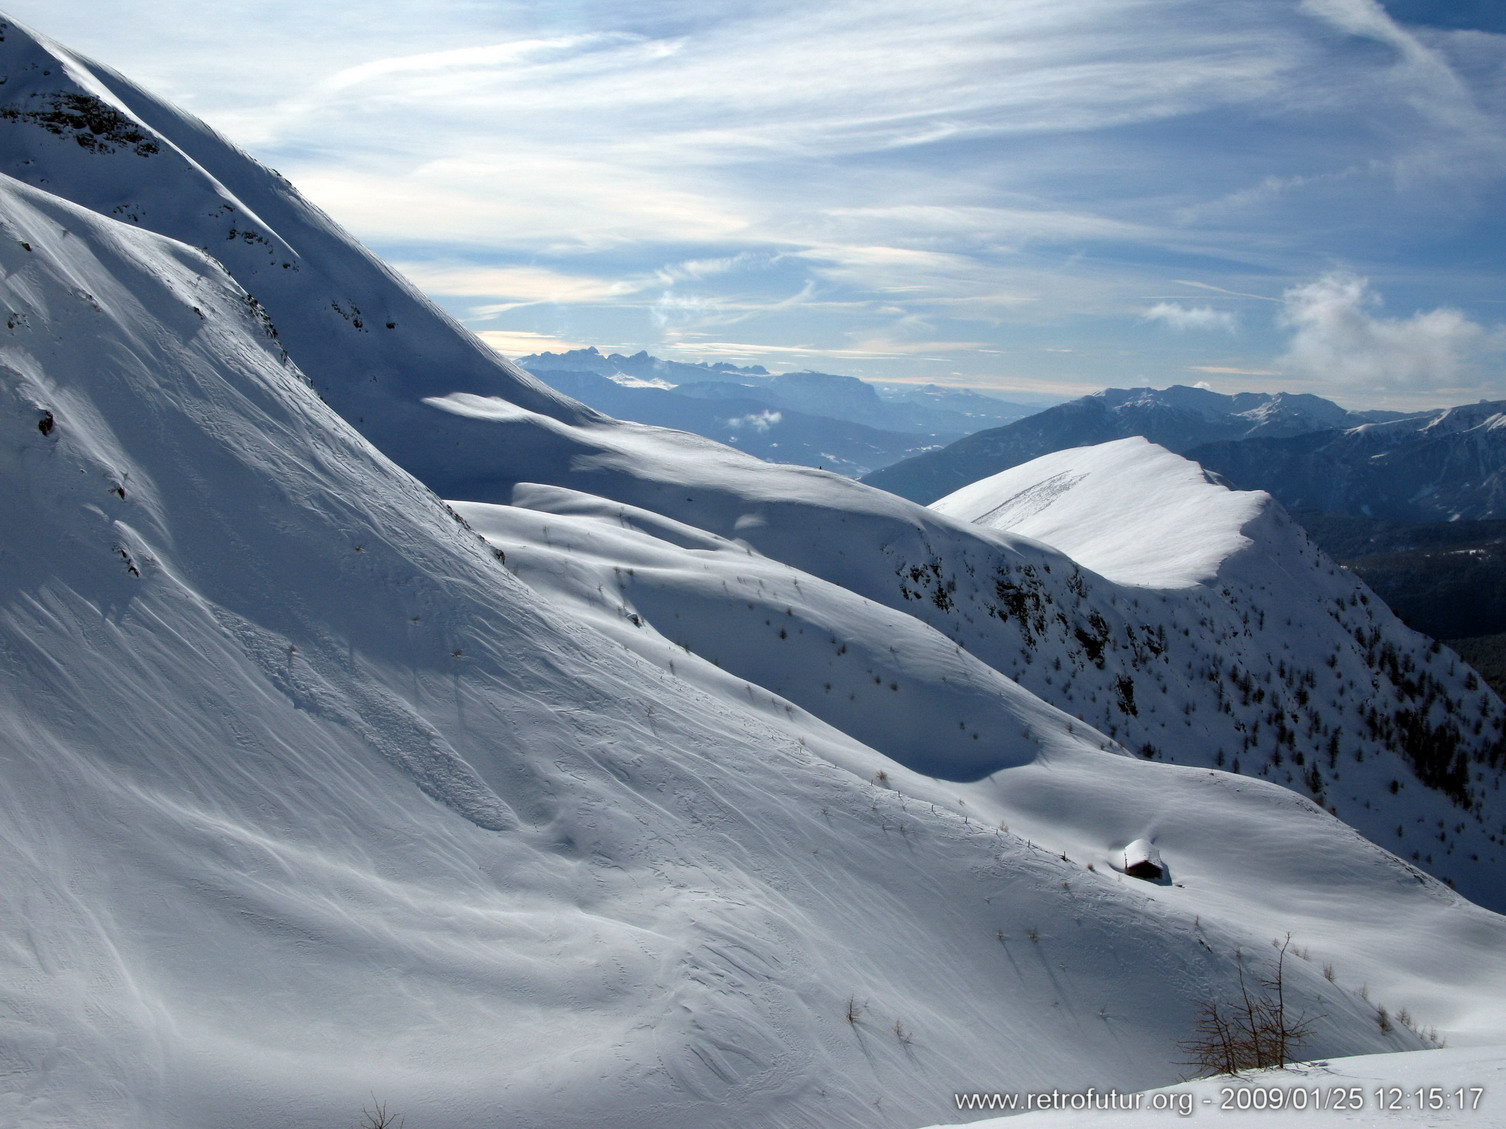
[475,330,601,358]
[655,252,779,285]
[651,290,722,328]
[795,244,1043,311]
[1143,302,1238,332]
[1189,365,1280,377]
[815,204,1158,247]
[663,337,989,365]
[292,156,749,252]
[648,280,819,331]
[1277,272,1495,389]
[309,34,655,98]
[392,262,647,306]
[724,410,782,432]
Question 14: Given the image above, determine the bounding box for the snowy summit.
[931,436,1267,589]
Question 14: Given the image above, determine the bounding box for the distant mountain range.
[861,385,1406,502]
[864,384,1506,527]
[1192,401,1506,524]
[516,347,1040,476]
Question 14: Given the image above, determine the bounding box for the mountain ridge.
[513,348,1037,475]
[1190,400,1506,523]
[862,384,1408,503]
[11,159,1497,1128]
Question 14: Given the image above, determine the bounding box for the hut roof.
[1123,838,1163,875]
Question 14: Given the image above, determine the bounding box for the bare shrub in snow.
[356,1098,403,1129]
[1180,938,1315,1077]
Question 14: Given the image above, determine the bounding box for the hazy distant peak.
[865,384,1379,503]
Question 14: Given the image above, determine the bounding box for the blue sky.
[10,0,1506,407]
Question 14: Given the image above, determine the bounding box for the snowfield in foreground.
[1,11,1504,1129]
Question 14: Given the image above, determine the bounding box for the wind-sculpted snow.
[931,437,1264,589]
[453,486,1097,781]
[3,12,1506,1129]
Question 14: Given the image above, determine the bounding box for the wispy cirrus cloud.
[1189,364,1280,377]
[393,262,650,308]
[12,0,1506,396]
[661,336,990,364]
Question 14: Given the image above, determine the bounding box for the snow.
[607,373,676,389]
[930,436,1267,589]
[1,12,1505,1129]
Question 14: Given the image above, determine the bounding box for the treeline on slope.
[1294,511,1506,696]
[884,535,1506,836]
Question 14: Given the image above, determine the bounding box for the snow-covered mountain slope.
[863,385,1401,505]
[927,438,1506,908]
[931,437,1265,589]
[0,12,593,473]
[3,6,1504,906]
[5,168,1506,1129]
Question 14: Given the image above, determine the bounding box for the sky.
[8,0,1506,407]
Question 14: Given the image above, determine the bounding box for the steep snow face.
[0,170,1049,1129]
[4,15,1506,1127]
[0,13,593,464]
[931,437,1266,588]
